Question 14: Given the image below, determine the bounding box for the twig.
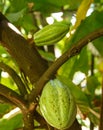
[0,95,14,104]
[29,28,103,102]
[0,62,27,96]
[0,83,27,111]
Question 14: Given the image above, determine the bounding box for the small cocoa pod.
[34,22,69,46]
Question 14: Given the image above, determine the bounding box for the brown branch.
[0,83,27,111]
[0,12,48,84]
[0,83,35,130]
[0,95,14,104]
[29,28,103,102]
[0,62,27,96]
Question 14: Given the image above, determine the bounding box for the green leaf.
[21,14,35,32]
[69,47,89,77]
[46,0,83,11]
[68,11,103,56]
[58,47,89,79]
[0,104,11,117]
[9,0,27,12]
[1,76,18,91]
[58,56,77,79]
[88,110,99,125]
[0,114,23,130]
[29,0,82,15]
[86,76,100,96]
[100,0,103,2]
[6,9,26,23]
[38,50,55,61]
[31,0,61,15]
[0,46,8,56]
[44,0,68,7]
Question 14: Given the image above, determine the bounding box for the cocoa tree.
[0,0,103,130]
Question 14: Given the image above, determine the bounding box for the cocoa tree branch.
[0,84,35,129]
[0,83,27,111]
[0,12,48,84]
[0,95,15,104]
[29,28,103,102]
[0,62,27,96]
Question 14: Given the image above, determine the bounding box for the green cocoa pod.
[39,79,77,130]
[34,22,69,46]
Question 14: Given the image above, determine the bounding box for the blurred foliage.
[0,0,103,129]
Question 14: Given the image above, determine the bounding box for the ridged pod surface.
[34,22,69,46]
[39,79,77,129]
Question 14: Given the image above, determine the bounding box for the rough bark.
[0,12,48,84]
